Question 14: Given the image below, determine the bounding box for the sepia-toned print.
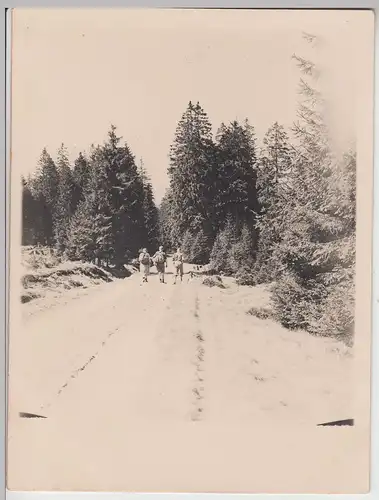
[7,8,374,493]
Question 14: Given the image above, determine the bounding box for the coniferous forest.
[21,41,356,346]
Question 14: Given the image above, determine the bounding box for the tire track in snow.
[190,293,206,422]
[40,325,122,412]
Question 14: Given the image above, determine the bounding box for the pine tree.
[168,101,218,243]
[229,224,256,275]
[180,229,193,261]
[271,41,332,330]
[72,151,90,212]
[257,122,293,210]
[65,197,97,262]
[31,148,59,245]
[159,189,177,250]
[103,125,145,262]
[138,159,159,250]
[210,214,238,274]
[308,149,356,344]
[254,122,294,283]
[21,176,41,245]
[54,143,76,252]
[66,126,148,266]
[215,120,260,233]
[190,229,211,265]
[271,34,356,344]
[72,145,114,265]
[87,142,115,265]
[67,143,113,265]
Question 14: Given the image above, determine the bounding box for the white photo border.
[1,2,378,500]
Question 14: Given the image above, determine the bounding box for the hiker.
[139,248,151,283]
[172,247,184,284]
[153,246,167,283]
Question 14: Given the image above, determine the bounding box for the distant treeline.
[22,34,356,344]
[159,36,356,346]
[22,125,159,266]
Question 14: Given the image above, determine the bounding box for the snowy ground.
[7,256,367,493]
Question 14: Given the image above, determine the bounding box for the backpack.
[140,253,150,265]
[154,252,165,264]
[173,253,183,265]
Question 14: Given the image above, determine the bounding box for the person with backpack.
[139,248,151,283]
[172,247,184,284]
[153,246,167,283]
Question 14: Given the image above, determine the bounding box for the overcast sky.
[11,8,370,202]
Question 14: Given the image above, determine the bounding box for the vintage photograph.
[7,8,374,493]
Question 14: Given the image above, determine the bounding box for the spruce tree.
[180,229,194,261]
[215,120,260,233]
[190,229,211,264]
[138,159,159,250]
[271,42,333,330]
[159,189,176,250]
[72,151,90,212]
[31,148,59,245]
[103,125,145,262]
[66,127,148,266]
[65,197,97,262]
[67,144,112,264]
[168,101,218,243]
[257,122,293,211]
[229,224,256,275]
[254,122,294,283]
[271,33,356,344]
[21,177,40,245]
[309,149,356,344]
[210,214,238,274]
[54,143,76,252]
